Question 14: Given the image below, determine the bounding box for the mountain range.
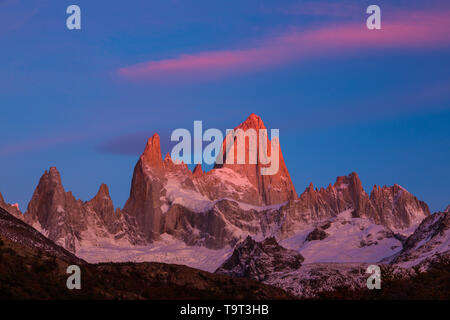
[0,114,448,298]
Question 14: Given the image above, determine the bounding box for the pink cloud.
[117,10,450,82]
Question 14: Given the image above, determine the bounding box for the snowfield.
[77,233,233,272]
[281,210,403,264]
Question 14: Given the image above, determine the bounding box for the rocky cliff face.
[278,172,429,235]
[123,134,202,242]
[279,209,404,264]
[213,113,297,205]
[122,136,284,248]
[369,184,430,230]
[87,184,120,234]
[24,167,84,251]
[18,114,432,260]
[0,206,84,264]
[119,115,429,253]
[121,120,297,246]
[215,219,448,299]
[0,206,292,300]
[0,192,22,220]
[3,113,446,300]
[24,167,145,252]
[4,113,446,300]
[214,235,378,299]
[391,211,450,268]
[216,236,304,281]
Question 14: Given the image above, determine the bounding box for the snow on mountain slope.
[214,234,387,298]
[194,167,260,205]
[215,235,417,298]
[0,207,84,264]
[18,163,431,275]
[212,113,298,206]
[157,166,266,215]
[280,210,403,263]
[76,233,232,272]
[391,211,450,268]
[15,114,433,273]
[75,207,409,273]
[161,170,214,214]
[214,211,450,298]
[265,263,369,298]
[261,262,413,298]
[24,168,146,252]
[216,236,304,281]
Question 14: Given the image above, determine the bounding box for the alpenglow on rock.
[0,191,23,220]
[213,113,297,205]
[278,172,430,234]
[122,114,299,244]
[24,167,144,252]
[19,114,432,257]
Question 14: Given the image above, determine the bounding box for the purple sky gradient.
[0,0,449,212]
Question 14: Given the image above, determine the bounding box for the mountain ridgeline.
[11,114,430,254]
[0,114,448,299]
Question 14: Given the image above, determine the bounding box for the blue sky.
[0,0,449,212]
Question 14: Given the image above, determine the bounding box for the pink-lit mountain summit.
[0,114,448,298]
[1,114,431,255]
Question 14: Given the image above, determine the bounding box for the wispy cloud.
[95,130,175,156]
[117,9,450,82]
[0,132,88,157]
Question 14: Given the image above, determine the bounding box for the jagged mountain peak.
[142,133,163,168]
[216,236,304,282]
[193,163,203,177]
[334,171,364,193]
[237,113,267,131]
[48,166,60,174]
[213,114,297,205]
[163,151,174,168]
[12,113,436,270]
[24,166,145,252]
[164,151,172,161]
[126,114,297,207]
[291,171,430,232]
[37,166,63,186]
[25,167,66,217]
[298,182,318,201]
[90,183,111,202]
[368,182,429,231]
[163,151,190,173]
[299,171,366,196]
[98,183,110,195]
[42,166,64,187]
[0,191,23,220]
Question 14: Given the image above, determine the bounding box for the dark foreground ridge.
[317,256,450,300]
[0,207,292,299]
